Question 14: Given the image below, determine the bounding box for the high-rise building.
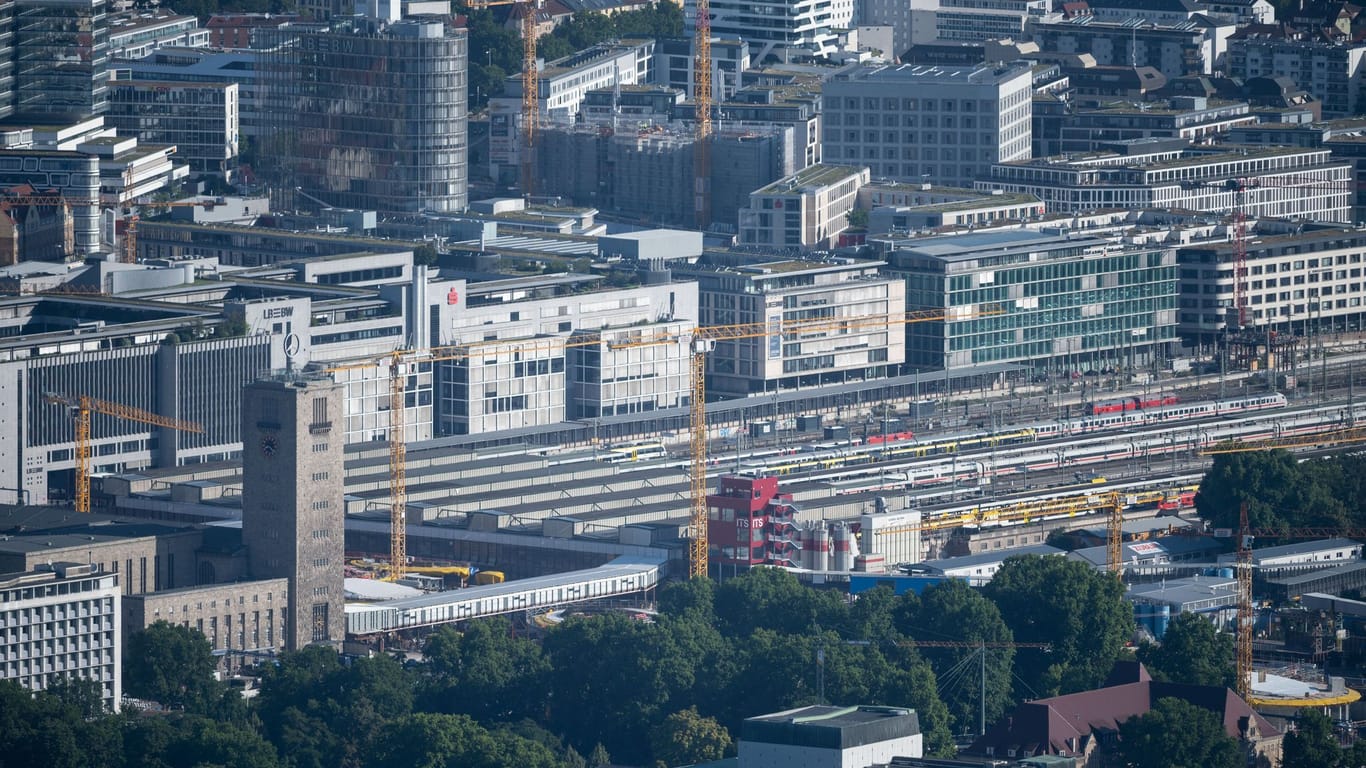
[240,375,344,650]
[263,15,468,215]
[5,0,110,121]
[0,562,121,711]
[822,63,1033,189]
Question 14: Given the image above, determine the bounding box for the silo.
[831,522,852,572]
[812,524,831,571]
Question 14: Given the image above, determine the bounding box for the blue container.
[1219,568,1235,580]
[1154,605,1171,639]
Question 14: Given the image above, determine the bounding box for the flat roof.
[742,705,921,749]
[924,544,1063,572]
[1253,538,1360,559]
[756,164,866,195]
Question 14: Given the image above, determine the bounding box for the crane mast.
[692,0,712,229]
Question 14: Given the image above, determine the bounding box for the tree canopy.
[1136,612,1236,689]
[984,555,1134,697]
[1117,697,1243,768]
[123,620,221,712]
[1198,450,1362,536]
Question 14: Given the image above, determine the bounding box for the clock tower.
[241,374,345,650]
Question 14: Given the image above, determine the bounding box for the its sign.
[446,287,460,305]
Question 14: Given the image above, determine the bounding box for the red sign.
[446,288,459,305]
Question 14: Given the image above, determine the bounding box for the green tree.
[366,712,559,768]
[1283,709,1344,768]
[845,208,869,231]
[1198,451,1353,535]
[1136,612,1236,689]
[0,680,124,768]
[413,243,439,267]
[544,613,696,763]
[124,620,221,711]
[984,555,1133,697]
[648,707,732,766]
[588,743,611,768]
[1117,697,1242,768]
[419,618,550,722]
[657,577,717,624]
[713,567,847,637]
[896,579,1015,734]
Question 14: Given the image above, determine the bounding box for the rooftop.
[743,705,921,749]
[847,61,1032,85]
[1252,537,1360,560]
[756,164,867,195]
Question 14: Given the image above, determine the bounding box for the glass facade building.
[11,0,109,120]
[879,230,1179,372]
[265,17,468,215]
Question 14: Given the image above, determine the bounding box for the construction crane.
[468,0,540,194]
[692,0,712,228]
[44,393,203,514]
[329,308,982,581]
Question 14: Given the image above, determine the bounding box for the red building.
[706,475,799,569]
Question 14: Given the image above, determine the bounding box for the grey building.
[1028,17,1224,80]
[240,375,344,650]
[1226,25,1366,118]
[822,63,1033,189]
[740,705,923,767]
[123,578,289,673]
[0,562,121,711]
[262,15,468,215]
[877,230,1179,372]
[6,0,111,121]
[104,80,239,178]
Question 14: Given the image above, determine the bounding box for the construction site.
[535,121,797,230]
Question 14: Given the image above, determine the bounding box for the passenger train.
[734,393,1288,477]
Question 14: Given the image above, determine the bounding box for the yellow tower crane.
[44,393,203,514]
[333,308,990,581]
[469,0,541,194]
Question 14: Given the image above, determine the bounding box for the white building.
[822,63,1033,189]
[0,563,121,712]
[107,10,208,60]
[883,0,1048,53]
[739,164,870,249]
[685,0,854,59]
[489,39,654,184]
[1178,226,1366,343]
[673,257,906,396]
[1218,538,1362,568]
[923,544,1064,585]
[978,146,1351,221]
[430,275,699,433]
[740,705,923,768]
[105,80,239,178]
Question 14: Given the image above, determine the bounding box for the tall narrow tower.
[241,374,345,650]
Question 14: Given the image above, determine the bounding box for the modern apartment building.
[0,563,121,712]
[859,183,1044,233]
[672,257,906,395]
[1028,17,1225,79]
[738,164,870,249]
[105,81,239,178]
[877,0,1048,53]
[877,230,1179,371]
[263,15,468,215]
[822,63,1033,189]
[979,146,1352,221]
[653,37,750,103]
[1226,25,1366,118]
[684,0,853,57]
[1046,96,1255,155]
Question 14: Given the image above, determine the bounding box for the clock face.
[260,434,279,457]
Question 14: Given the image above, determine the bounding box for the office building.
[433,277,698,432]
[822,63,1033,189]
[683,0,853,58]
[116,49,268,140]
[240,375,345,650]
[6,0,111,121]
[1046,96,1255,155]
[0,563,121,712]
[0,150,101,255]
[1226,25,1366,118]
[979,146,1352,221]
[106,9,206,60]
[1177,225,1366,345]
[263,15,468,215]
[738,164,870,249]
[877,230,1179,371]
[105,80,239,178]
[652,37,750,103]
[672,257,905,395]
[860,183,1044,233]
